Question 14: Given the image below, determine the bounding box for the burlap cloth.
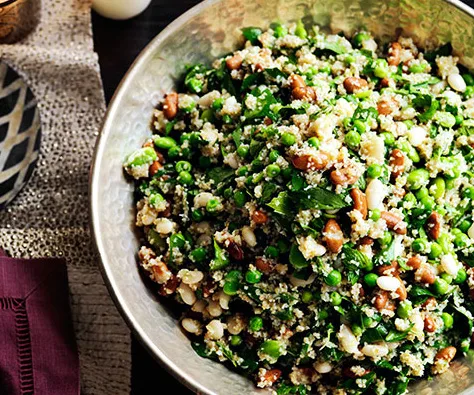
[0,0,132,393]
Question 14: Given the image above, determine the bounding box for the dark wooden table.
[91,0,474,393]
[92,2,200,393]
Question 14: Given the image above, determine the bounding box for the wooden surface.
[91,0,474,393]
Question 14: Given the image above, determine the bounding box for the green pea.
[211,97,224,111]
[362,315,374,328]
[223,187,233,199]
[149,193,165,209]
[302,290,313,303]
[463,73,474,86]
[342,117,352,129]
[223,281,239,295]
[246,269,262,284]
[433,278,450,295]
[408,63,426,73]
[345,130,361,149]
[353,119,366,134]
[459,220,472,233]
[454,233,469,247]
[379,231,393,247]
[407,168,430,190]
[438,233,452,254]
[230,335,242,346]
[175,160,192,172]
[441,312,454,329]
[364,273,378,287]
[206,198,221,213]
[282,167,292,179]
[294,20,307,39]
[234,190,247,208]
[319,65,331,74]
[434,111,456,128]
[412,238,429,253]
[273,23,288,38]
[260,340,283,360]
[403,192,417,205]
[281,132,296,146]
[353,32,371,46]
[265,246,279,258]
[397,301,413,319]
[154,136,177,150]
[367,164,383,179]
[168,146,180,159]
[416,187,429,201]
[452,228,462,236]
[404,120,414,129]
[345,54,356,65]
[277,239,290,253]
[454,268,467,284]
[441,273,453,284]
[462,186,474,199]
[237,166,249,176]
[381,132,395,146]
[249,316,263,332]
[199,156,211,168]
[420,196,436,210]
[325,270,342,286]
[455,114,464,125]
[430,242,443,259]
[430,177,446,199]
[307,136,320,148]
[330,292,342,306]
[319,309,329,320]
[226,270,242,282]
[269,150,280,162]
[237,145,249,158]
[266,164,281,178]
[351,323,363,337]
[370,209,381,221]
[178,171,193,185]
[465,86,474,99]
[374,58,389,78]
[399,141,420,163]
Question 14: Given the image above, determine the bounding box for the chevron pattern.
[0,62,41,210]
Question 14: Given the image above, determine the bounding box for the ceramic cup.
[92,0,152,21]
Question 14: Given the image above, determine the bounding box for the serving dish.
[90,0,474,393]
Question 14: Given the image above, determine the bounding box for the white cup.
[92,0,152,20]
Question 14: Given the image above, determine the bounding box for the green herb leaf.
[289,244,309,269]
[343,244,372,271]
[192,341,216,359]
[385,325,413,342]
[232,127,242,147]
[409,285,435,298]
[207,167,235,185]
[293,187,349,210]
[209,239,230,270]
[242,27,262,45]
[268,191,293,216]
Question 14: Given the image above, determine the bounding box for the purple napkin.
[0,248,80,395]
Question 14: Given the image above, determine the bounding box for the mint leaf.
[294,187,349,210]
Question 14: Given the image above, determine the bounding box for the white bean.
[366,179,386,210]
[207,300,223,317]
[407,126,427,147]
[337,324,359,354]
[440,254,461,277]
[196,221,211,234]
[298,236,326,260]
[181,318,202,334]
[242,226,257,247]
[362,133,385,164]
[177,283,196,305]
[218,291,231,310]
[227,315,245,335]
[194,192,214,208]
[191,300,207,313]
[178,269,204,285]
[448,73,466,92]
[155,218,174,234]
[469,222,474,240]
[290,273,316,288]
[206,320,224,339]
[377,276,401,292]
[361,344,389,358]
[196,234,212,246]
[314,361,332,374]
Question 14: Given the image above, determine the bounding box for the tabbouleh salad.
[123,21,474,394]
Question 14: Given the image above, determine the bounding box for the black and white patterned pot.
[0,62,41,210]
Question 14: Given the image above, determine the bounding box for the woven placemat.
[0,1,131,393]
